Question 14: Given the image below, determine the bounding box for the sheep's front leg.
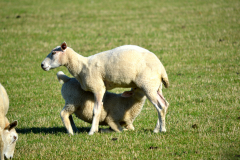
[89,89,105,135]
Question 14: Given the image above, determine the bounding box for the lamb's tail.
[161,67,169,88]
[57,71,71,84]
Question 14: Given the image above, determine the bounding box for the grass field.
[0,0,239,159]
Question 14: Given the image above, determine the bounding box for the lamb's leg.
[125,124,135,130]
[107,121,123,132]
[89,89,105,135]
[60,105,76,135]
[69,115,78,133]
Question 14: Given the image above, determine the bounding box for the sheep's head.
[41,42,67,71]
[2,120,18,159]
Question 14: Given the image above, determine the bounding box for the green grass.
[0,0,239,159]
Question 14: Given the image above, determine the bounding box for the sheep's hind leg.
[144,90,167,133]
[153,109,166,133]
[156,90,168,132]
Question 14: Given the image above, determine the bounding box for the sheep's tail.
[161,67,169,88]
[57,71,71,84]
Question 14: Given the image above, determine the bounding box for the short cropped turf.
[0,0,239,159]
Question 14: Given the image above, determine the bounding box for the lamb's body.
[58,71,146,135]
[41,43,169,135]
[0,83,18,160]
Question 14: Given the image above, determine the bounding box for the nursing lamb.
[57,71,146,135]
[41,42,169,135]
[0,83,18,160]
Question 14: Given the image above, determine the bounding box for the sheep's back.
[88,45,164,89]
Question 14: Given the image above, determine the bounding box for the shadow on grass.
[16,127,90,134]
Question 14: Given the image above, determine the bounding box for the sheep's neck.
[64,50,87,78]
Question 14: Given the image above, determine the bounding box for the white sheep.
[41,42,169,135]
[57,71,146,135]
[0,83,18,160]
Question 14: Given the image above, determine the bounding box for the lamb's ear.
[4,120,18,131]
[61,42,67,51]
[121,91,134,97]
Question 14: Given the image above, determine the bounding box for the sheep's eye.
[52,51,56,55]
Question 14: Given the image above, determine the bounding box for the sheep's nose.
[41,63,44,68]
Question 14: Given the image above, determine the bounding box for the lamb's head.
[2,120,18,159]
[121,88,146,101]
[41,42,67,71]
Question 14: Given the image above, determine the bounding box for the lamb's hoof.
[125,125,135,130]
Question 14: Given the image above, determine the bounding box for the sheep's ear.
[61,42,67,51]
[4,120,18,131]
[121,91,134,97]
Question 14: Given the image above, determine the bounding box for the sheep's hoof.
[153,128,166,133]
[153,129,159,133]
[161,127,167,132]
[68,132,74,136]
[88,131,94,135]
